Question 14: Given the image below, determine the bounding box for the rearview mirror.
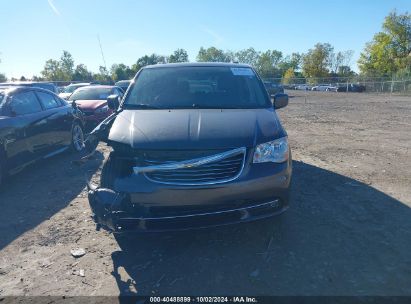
[107,94,120,110]
[273,93,288,109]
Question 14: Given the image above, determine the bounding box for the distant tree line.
[0,11,409,84]
[30,45,354,84]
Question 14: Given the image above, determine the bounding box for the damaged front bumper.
[87,160,291,232]
[88,186,288,232]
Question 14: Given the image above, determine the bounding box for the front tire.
[71,122,85,152]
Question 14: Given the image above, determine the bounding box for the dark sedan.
[0,82,59,94]
[0,87,85,185]
[263,81,284,96]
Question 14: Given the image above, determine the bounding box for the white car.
[295,84,312,91]
[311,84,337,92]
[59,83,91,100]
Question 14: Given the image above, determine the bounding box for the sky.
[0,0,410,78]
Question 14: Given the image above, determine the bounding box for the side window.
[10,91,43,115]
[36,91,60,110]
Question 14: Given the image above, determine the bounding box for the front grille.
[143,149,246,185]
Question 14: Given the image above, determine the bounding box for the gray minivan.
[87,63,292,232]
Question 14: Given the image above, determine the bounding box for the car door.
[35,90,73,154]
[5,90,47,170]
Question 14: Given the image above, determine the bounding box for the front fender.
[83,111,120,154]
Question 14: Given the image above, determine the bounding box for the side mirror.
[71,100,78,109]
[273,93,288,109]
[107,94,120,110]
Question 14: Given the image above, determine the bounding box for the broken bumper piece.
[88,187,288,232]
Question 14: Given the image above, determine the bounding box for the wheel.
[71,122,85,152]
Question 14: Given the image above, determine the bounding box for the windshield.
[69,87,112,101]
[123,66,270,109]
[64,84,86,93]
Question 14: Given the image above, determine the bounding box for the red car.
[68,85,124,131]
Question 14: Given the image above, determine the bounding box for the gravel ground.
[0,91,410,296]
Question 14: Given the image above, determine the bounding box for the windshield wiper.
[123,104,161,109]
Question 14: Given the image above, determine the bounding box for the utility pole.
[97,35,107,71]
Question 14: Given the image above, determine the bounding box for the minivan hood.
[108,109,285,150]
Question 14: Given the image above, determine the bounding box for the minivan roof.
[143,62,252,69]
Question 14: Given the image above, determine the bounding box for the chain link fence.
[262,77,411,94]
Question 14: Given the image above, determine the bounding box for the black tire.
[71,121,85,153]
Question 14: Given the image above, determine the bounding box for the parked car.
[0,86,85,186]
[86,63,292,233]
[263,81,284,96]
[0,82,59,94]
[115,80,132,92]
[311,84,338,92]
[337,83,366,92]
[59,83,91,100]
[68,85,124,131]
[295,84,312,91]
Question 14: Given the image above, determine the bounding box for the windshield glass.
[124,66,270,109]
[69,87,112,100]
[64,84,86,93]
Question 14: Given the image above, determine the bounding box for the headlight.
[95,105,109,114]
[253,137,289,163]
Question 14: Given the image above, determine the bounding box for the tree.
[278,53,302,74]
[40,50,75,81]
[255,50,283,78]
[337,65,355,77]
[131,54,166,74]
[302,43,334,81]
[330,50,354,74]
[358,11,411,76]
[60,51,74,80]
[234,47,260,67]
[32,75,44,81]
[282,68,296,84]
[73,64,93,81]
[196,47,232,62]
[41,59,64,80]
[110,63,134,81]
[168,49,189,63]
[94,66,112,83]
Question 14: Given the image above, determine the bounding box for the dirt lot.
[0,91,410,296]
